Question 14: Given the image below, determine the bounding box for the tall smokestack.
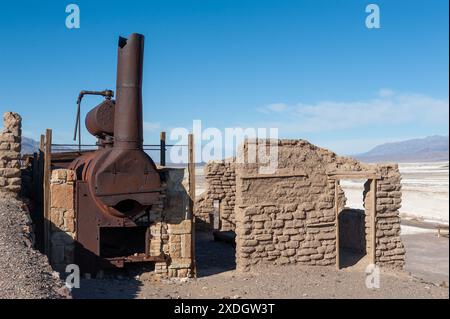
[114,33,145,150]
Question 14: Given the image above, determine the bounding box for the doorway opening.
[339,207,367,268]
[332,175,378,270]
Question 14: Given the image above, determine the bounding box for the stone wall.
[235,139,358,271]
[195,159,236,231]
[0,112,22,194]
[49,169,76,272]
[198,139,405,271]
[373,164,405,268]
[154,167,194,278]
[48,167,194,278]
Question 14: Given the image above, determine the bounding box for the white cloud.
[266,103,288,112]
[143,121,161,132]
[377,88,395,98]
[257,90,449,133]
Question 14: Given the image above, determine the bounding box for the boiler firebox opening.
[100,227,147,258]
[113,199,143,215]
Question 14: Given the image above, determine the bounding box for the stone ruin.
[195,159,236,231]
[0,112,22,195]
[196,139,406,271]
[1,110,405,278]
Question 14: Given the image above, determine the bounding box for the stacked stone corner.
[0,112,22,195]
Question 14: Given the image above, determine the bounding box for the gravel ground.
[403,232,449,285]
[0,193,69,299]
[73,232,448,299]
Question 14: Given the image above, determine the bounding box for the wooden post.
[188,133,196,276]
[370,179,377,265]
[335,180,340,270]
[39,134,45,204]
[35,135,45,252]
[31,153,38,200]
[213,200,220,230]
[160,131,166,166]
[43,129,52,256]
[40,134,45,151]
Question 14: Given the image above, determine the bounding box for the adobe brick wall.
[0,112,22,194]
[373,164,405,268]
[195,159,236,231]
[197,139,405,271]
[235,139,356,270]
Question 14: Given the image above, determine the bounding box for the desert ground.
[72,231,448,299]
[71,161,449,299]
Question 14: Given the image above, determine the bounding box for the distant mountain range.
[21,136,40,154]
[21,137,77,155]
[354,135,449,163]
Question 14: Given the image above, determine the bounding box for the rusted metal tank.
[69,33,163,272]
[85,99,115,140]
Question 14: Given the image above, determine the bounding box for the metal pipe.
[114,33,145,150]
[73,89,114,152]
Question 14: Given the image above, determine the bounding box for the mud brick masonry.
[196,139,406,271]
[195,159,236,231]
[49,167,194,277]
[0,112,22,194]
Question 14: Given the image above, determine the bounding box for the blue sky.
[0,0,448,155]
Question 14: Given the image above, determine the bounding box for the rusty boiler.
[69,33,164,272]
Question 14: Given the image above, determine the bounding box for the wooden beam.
[240,172,307,179]
[370,179,377,265]
[160,131,166,166]
[43,129,52,256]
[327,169,378,175]
[327,171,381,180]
[188,133,196,277]
[335,179,340,270]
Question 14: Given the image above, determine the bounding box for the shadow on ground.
[71,231,236,298]
[340,250,368,269]
[71,265,150,299]
[195,231,236,277]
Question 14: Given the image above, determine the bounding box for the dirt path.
[73,232,448,299]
